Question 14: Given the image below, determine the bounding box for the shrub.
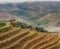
[16,21,27,28]
[0,21,6,27]
[35,27,47,32]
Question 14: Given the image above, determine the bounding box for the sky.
[0,0,60,3]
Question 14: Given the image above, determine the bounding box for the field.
[0,24,60,49]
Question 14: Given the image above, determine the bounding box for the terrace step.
[0,27,20,41]
[0,27,19,37]
[30,33,55,49]
[50,43,60,49]
[38,35,59,49]
[46,39,60,49]
[0,27,60,49]
[9,30,37,49]
[22,33,46,49]
[0,25,12,33]
[0,29,30,49]
[0,28,21,44]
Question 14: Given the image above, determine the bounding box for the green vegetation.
[0,25,12,28]
[0,25,12,33]
[0,2,60,49]
[35,27,47,32]
[0,21,6,27]
[0,21,12,32]
[16,21,27,28]
[16,21,47,32]
[0,21,60,49]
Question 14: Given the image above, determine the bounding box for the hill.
[0,23,60,49]
[37,13,60,26]
[0,1,60,26]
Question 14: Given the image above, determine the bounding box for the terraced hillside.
[0,25,60,49]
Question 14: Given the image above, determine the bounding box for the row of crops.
[0,28,60,49]
[0,21,60,49]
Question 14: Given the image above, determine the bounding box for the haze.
[0,0,60,3]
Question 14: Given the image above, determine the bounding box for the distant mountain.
[0,1,60,26]
[0,13,11,20]
[37,13,60,26]
[0,13,30,24]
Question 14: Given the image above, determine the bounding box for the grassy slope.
[0,25,12,28]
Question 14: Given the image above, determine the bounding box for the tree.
[19,22,26,28]
[35,27,47,32]
[16,21,27,28]
[0,21,6,27]
[16,21,22,27]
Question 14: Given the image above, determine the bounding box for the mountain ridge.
[0,2,60,26]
